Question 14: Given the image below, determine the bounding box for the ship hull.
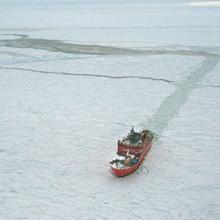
[111,141,152,177]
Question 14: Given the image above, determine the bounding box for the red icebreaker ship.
[110,127,153,177]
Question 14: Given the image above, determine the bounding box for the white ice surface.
[0,1,220,220]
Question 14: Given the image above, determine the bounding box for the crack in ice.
[205,84,220,89]
[0,66,173,84]
[0,35,219,57]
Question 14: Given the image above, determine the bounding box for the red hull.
[111,141,152,177]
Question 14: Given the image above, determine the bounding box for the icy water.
[0,1,220,220]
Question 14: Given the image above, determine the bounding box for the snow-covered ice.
[0,0,220,220]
